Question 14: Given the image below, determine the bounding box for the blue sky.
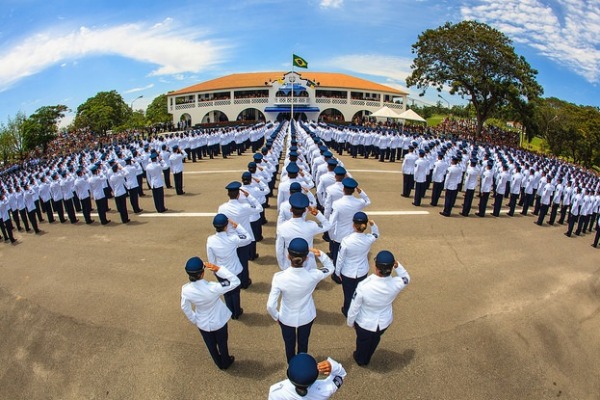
[0,0,598,127]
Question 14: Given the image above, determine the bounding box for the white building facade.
[167,71,408,126]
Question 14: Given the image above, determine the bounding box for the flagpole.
[291,53,294,127]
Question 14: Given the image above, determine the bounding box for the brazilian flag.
[293,54,308,69]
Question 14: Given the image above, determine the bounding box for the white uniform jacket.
[347,265,410,332]
[268,357,346,400]
[267,253,334,326]
[180,266,241,332]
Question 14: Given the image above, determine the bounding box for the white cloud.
[462,0,600,83]
[323,54,413,83]
[124,83,155,94]
[0,18,230,92]
[320,0,343,8]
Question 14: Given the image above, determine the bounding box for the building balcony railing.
[274,97,310,105]
[315,98,348,105]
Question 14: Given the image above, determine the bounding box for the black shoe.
[459,212,468,217]
[534,222,542,226]
[341,307,347,317]
[10,238,17,243]
[123,219,131,223]
[232,308,244,320]
[86,220,95,224]
[220,356,235,370]
[592,244,597,248]
[35,229,41,234]
[241,279,252,289]
[507,213,514,216]
[101,220,111,225]
[353,352,366,367]
[439,212,449,217]
[564,232,571,237]
[134,209,143,214]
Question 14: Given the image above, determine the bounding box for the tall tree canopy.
[75,90,130,134]
[531,97,600,167]
[146,94,171,125]
[406,21,543,137]
[22,105,68,152]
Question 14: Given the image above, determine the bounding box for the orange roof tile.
[168,72,407,96]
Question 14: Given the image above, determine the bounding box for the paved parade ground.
[1,152,599,400]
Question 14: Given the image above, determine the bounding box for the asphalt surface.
[1,151,599,400]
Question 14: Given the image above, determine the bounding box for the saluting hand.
[308,206,319,216]
[204,262,220,272]
[317,360,332,375]
[369,219,374,226]
[240,188,249,196]
[228,219,238,229]
[309,248,321,257]
[356,186,362,194]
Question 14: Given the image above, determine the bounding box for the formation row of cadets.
[269,122,409,371]
[181,122,288,370]
[303,122,600,248]
[0,123,277,243]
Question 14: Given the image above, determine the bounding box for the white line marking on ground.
[185,170,246,174]
[137,210,430,218]
[350,169,402,174]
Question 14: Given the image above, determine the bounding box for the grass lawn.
[427,114,447,126]
[521,136,545,152]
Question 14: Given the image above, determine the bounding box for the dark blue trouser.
[492,193,504,216]
[279,319,314,363]
[199,324,231,369]
[341,274,367,316]
[236,243,252,288]
[478,191,490,216]
[218,273,242,318]
[462,189,475,215]
[354,323,387,366]
[151,186,166,212]
[443,189,458,215]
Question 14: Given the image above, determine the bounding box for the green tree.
[406,21,543,137]
[0,112,27,160]
[529,98,600,167]
[0,123,16,164]
[75,90,130,134]
[21,105,68,152]
[146,94,171,125]
[115,110,148,132]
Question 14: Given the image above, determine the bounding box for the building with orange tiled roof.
[167,71,408,126]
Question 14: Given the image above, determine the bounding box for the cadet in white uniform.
[328,177,371,267]
[267,238,334,362]
[180,257,240,370]
[335,212,379,317]
[347,250,410,366]
[218,181,263,289]
[268,353,347,400]
[275,193,331,270]
[206,214,248,319]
